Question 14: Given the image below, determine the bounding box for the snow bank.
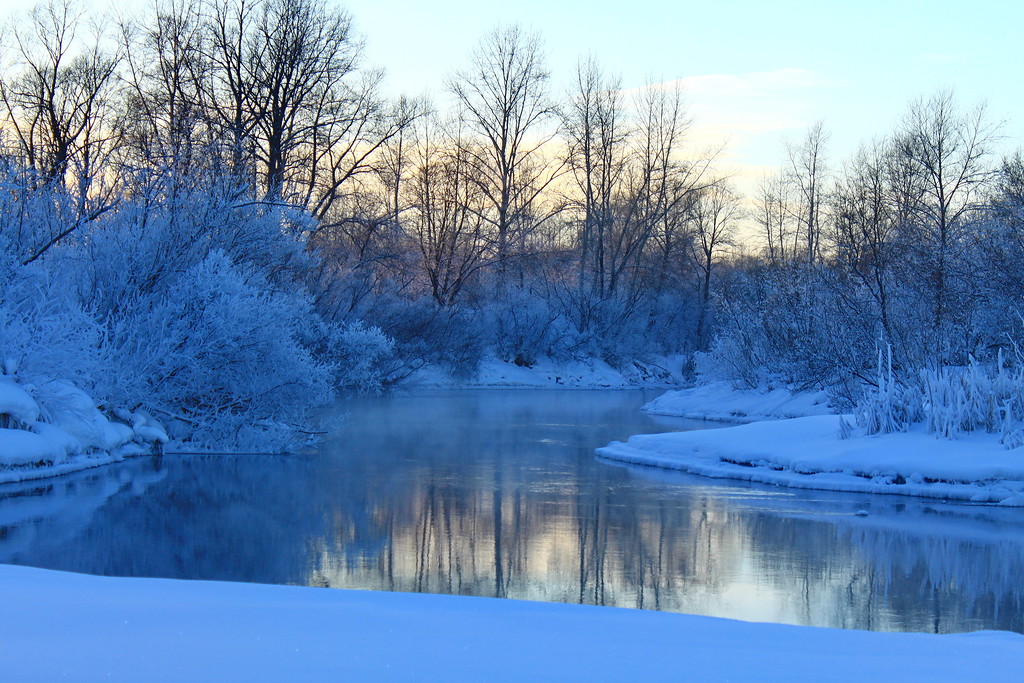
[0,377,39,423]
[0,564,1020,682]
[598,415,1024,505]
[405,355,684,389]
[643,381,832,422]
[0,428,66,465]
[0,376,167,484]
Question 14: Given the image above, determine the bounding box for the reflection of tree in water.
[0,460,167,565]
[313,392,1024,634]
[739,499,1024,633]
[1,456,331,585]
[311,391,741,613]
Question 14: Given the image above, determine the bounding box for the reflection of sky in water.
[2,389,1023,634]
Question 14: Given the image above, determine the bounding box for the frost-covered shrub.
[356,294,484,380]
[0,158,83,267]
[0,257,103,391]
[920,354,1024,447]
[100,251,333,451]
[557,290,672,366]
[854,346,924,435]
[485,284,571,366]
[856,348,1024,449]
[68,179,311,316]
[310,320,393,392]
[699,264,878,392]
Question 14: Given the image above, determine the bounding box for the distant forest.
[2,0,1023,447]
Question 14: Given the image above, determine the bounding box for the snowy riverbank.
[642,381,832,422]
[1,564,1020,682]
[599,413,1024,505]
[0,376,167,485]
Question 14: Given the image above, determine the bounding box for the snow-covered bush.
[485,284,571,367]
[854,346,923,435]
[856,348,1024,449]
[68,177,311,316]
[97,251,333,451]
[0,156,82,267]
[0,257,103,392]
[556,289,676,367]
[308,320,393,392]
[354,293,484,381]
[920,354,1024,447]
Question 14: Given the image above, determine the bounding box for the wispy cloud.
[676,68,832,132]
[625,68,836,192]
[620,67,833,148]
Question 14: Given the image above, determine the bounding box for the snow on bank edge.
[643,381,832,422]
[598,415,1024,505]
[1,564,1021,682]
[0,376,167,485]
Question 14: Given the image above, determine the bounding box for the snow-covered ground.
[403,355,685,389]
[642,381,832,422]
[1,564,1020,682]
[599,412,1024,506]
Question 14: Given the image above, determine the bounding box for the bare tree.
[563,57,627,297]
[688,182,739,345]
[897,91,1000,361]
[831,140,901,340]
[0,0,121,263]
[246,0,359,198]
[609,81,711,296]
[407,119,492,306]
[785,120,830,264]
[205,0,258,182]
[447,25,562,280]
[755,172,792,264]
[119,0,211,173]
[203,0,422,222]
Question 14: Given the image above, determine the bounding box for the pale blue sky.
[343,0,1022,178]
[6,0,1022,179]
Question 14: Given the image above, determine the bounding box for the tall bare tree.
[447,25,562,280]
[119,0,210,173]
[608,82,710,296]
[689,182,739,338]
[831,140,902,340]
[563,57,627,297]
[756,172,792,264]
[204,0,421,220]
[897,91,1000,361]
[407,119,491,306]
[785,120,830,264]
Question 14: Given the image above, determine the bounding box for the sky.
[4,0,1022,185]
[338,0,1022,182]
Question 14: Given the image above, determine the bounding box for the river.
[2,389,1022,633]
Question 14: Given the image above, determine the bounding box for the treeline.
[1,0,1022,447]
[709,95,1024,410]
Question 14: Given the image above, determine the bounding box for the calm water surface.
[2,389,1023,633]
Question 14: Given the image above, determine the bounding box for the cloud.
[623,68,834,165]
[675,68,833,133]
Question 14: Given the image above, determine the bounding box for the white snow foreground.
[599,414,1024,505]
[0,565,1020,682]
[643,381,832,422]
[0,375,167,484]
